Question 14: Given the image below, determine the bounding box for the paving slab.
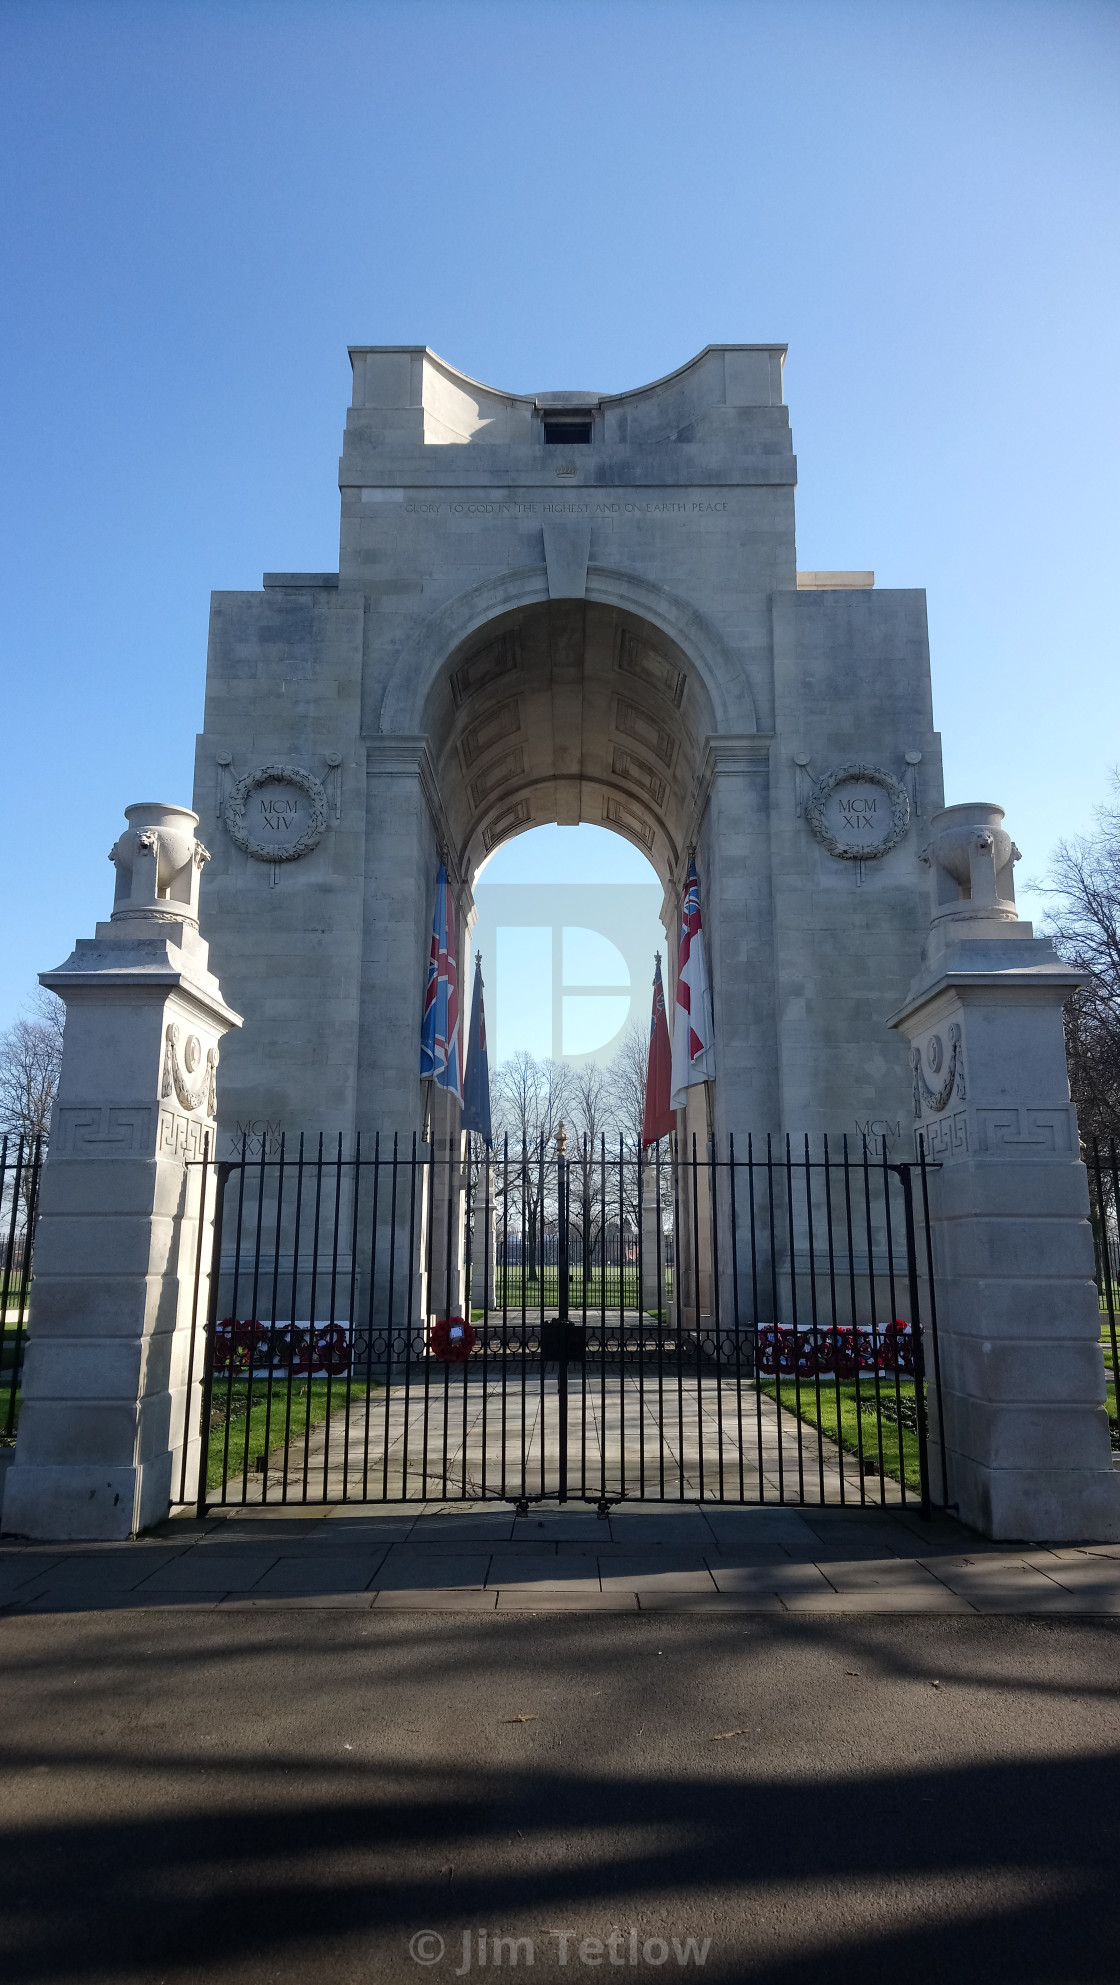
[931,1567,1092,1614]
[7,1497,1120,1615]
[782,1587,975,1613]
[636,1590,784,1612]
[607,1514,718,1543]
[702,1543,804,1566]
[1028,1585,1120,1612]
[247,1556,388,1594]
[815,1558,952,1593]
[195,1520,346,1545]
[402,1514,515,1540]
[372,1553,490,1590]
[485,1556,601,1592]
[0,1557,69,1594]
[1022,1563,1120,1603]
[600,1560,715,1594]
[707,1561,836,1596]
[17,1591,226,1614]
[701,1512,825,1547]
[131,1552,282,1593]
[495,1589,637,1611]
[0,1583,51,1611]
[27,1540,195,1588]
[219,1591,378,1610]
[511,1515,608,1541]
[371,1588,497,1610]
[610,1571,719,1596]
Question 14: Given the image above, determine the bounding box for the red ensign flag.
[641,952,674,1146]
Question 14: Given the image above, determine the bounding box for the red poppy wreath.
[429,1315,477,1363]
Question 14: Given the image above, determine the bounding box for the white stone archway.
[193,342,939,1159]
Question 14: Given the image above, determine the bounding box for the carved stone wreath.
[224,764,328,863]
[162,1023,218,1119]
[909,1023,966,1120]
[804,763,911,862]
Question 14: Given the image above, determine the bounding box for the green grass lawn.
[490,1269,672,1309]
[761,1376,924,1493]
[206,1377,374,1492]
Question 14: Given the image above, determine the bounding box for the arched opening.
[421,599,719,900]
[472,821,665,1069]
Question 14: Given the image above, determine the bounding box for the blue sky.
[2,0,1118,1041]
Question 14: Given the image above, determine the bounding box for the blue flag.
[461,952,493,1146]
[419,863,463,1100]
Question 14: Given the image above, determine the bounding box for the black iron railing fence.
[1,1134,43,1446]
[1088,1140,1120,1458]
[182,1132,947,1518]
[5,1125,1117,1516]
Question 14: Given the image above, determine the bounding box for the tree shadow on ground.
[0,1612,1117,1984]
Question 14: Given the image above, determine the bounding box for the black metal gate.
[184,1133,945,1519]
[1,1134,42,1455]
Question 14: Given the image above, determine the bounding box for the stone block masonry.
[4,805,241,1540]
[192,345,943,1157]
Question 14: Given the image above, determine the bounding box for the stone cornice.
[40,963,243,1031]
[339,453,798,491]
[888,961,1088,1031]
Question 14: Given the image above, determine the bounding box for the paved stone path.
[232,1370,908,1506]
[4,1500,1120,1615]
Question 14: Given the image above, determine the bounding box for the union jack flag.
[420,862,463,1101]
[670,856,715,1108]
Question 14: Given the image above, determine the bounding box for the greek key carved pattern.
[975,1108,1074,1156]
[910,1023,966,1119]
[157,1109,210,1161]
[917,1111,968,1162]
[54,1106,154,1157]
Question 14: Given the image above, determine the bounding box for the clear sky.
[2,0,1118,1038]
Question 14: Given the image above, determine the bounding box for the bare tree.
[0,989,65,1152]
[492,1052,572,1283]
[608,1019,649,1154]
[565,1058,614,1277]
[607,1016,670,1239]
[0,989,64,1230]
[1041,772,1120,1144]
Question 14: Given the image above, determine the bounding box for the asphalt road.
[1,1610,1117,1984]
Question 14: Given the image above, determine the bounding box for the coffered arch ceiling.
[421,602,718,893]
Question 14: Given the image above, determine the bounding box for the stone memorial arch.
[8,342,1118,1545]
[192,344,942,1155]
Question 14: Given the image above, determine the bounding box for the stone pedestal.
[889,802,1120,1542]
[4,804,241,1541]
